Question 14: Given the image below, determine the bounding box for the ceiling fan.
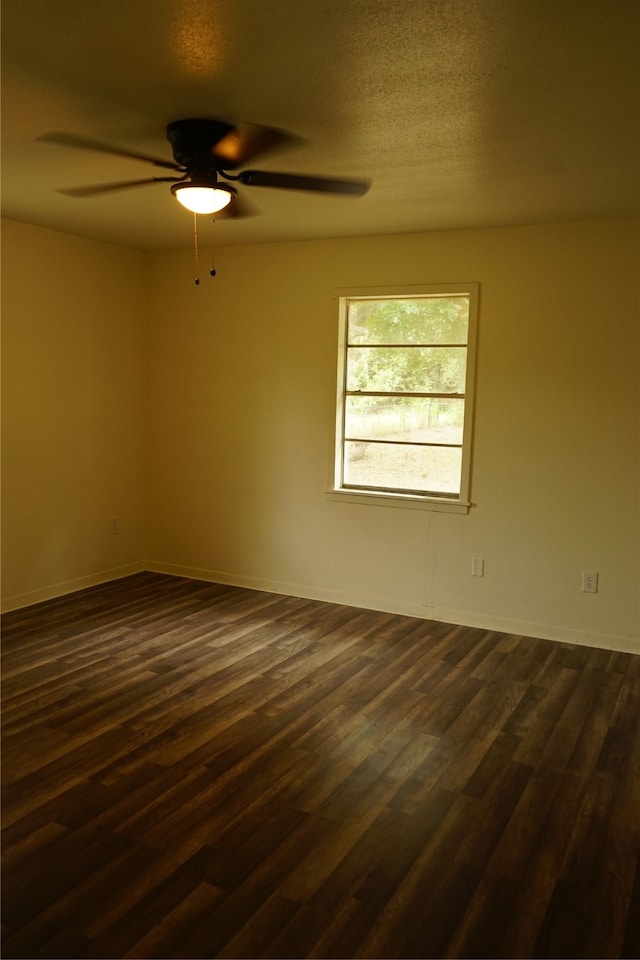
[39,118,371,216]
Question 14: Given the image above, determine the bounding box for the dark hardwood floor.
[2,571,639,959]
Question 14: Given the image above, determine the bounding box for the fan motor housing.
[166,118,234,169]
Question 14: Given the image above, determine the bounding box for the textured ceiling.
[2,0,639,250]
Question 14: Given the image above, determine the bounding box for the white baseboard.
[5,558,635,655]
[1,562,146,613]
[421,605,639,656]
[145,560,639,655]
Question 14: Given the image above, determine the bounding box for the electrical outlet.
[110,517,119,535]
[581,570,598,594]
[472,557,485,577]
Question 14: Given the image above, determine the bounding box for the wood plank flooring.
[2,571,639,959]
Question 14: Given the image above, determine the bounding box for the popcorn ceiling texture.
[2,0,638,250]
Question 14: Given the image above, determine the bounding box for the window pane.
[348,297,469,345]
[346,346,467,393]
[345,396,464,445]
[344,441,462,495]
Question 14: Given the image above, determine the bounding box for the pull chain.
[210,217,217,277]
[193,212,200,285]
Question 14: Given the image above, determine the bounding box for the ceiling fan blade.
[58,177,180,198]
[237,169,371,196]
[213,123,304,168]
[39,131,180,171]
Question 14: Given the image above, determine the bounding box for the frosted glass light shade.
[171,183,235,214]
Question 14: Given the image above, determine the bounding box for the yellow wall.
[2,216,639,652]
[146,220,639,652]
[1,219,147,608]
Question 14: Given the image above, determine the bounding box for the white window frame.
[328,283,478,514]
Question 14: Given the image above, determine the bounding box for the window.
[332,284,478,511]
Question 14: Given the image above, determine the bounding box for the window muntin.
[335,288,477,504]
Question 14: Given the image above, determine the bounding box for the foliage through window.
[334,286,478,504]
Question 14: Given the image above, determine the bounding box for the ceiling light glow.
[171,183,235,214]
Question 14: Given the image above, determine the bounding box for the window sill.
[326,489,471,514]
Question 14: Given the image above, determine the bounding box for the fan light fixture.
[42,118,371,286]
[171,182,236,214]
